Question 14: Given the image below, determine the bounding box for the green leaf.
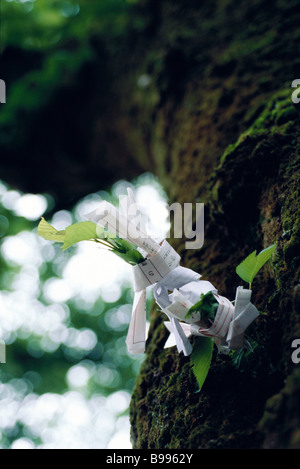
[38,218,107,251]
[62,221,100,251]
[114,238,137,252]
[236,243,276,288]
[123,249,145,264]
[186,291,218,320]
[190,336,214,390]
[111,248,144,265]
[37,217,66,242]
[38,218,144,263]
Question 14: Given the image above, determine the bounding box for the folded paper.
[87,188,259,356]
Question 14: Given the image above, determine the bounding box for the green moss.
[259,369,300,448]
[131,87,300,446]
[219,91,299,166]
[129,0,300,450]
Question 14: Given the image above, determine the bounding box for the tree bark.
[123,0,300,449]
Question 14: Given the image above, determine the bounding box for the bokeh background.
[2,0,300,451]
[0,174,171,449]
[0,0,170,449]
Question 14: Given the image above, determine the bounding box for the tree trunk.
[123,0,300,449]
[2,0,300,449]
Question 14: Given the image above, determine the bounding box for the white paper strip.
[227,306,259,350]
[153,266,201,310]
[188,286,259,351]
[189,294,234,339]
[126,239,181,354]
[226,287,258,350]
[233,286,252,319]
[178,280,217,305]
[125,289,147,354]
[132,240,180,291]
[164,289,194,322]
[87,187,260,357]
[86,200,160,256]
[170,317,193,356]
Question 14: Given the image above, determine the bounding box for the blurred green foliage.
[0,1,159,447]
[2,0,142,53]
[0,0,146,148]
[0,178,153,448]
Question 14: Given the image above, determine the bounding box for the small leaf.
[186,291,218,320]
[236,243,276,288]
[38,218,105,250]
[62,221,99,250]
[38,218,144,263]
[114,238,137,252]
[112,248,144,265]
[124,249,145,264]
[38,217,66,242]
[190,336,214,390]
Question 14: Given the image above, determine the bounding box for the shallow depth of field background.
[0,0,181,449]
[0,175,170,448]
[0,0,174,449]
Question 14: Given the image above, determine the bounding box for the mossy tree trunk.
[2,0,300,449]
[122,0,300,449]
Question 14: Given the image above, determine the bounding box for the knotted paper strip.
[190,294,234,339]
[132,240,180,291]
[127,239,180,354]
[86,188,181,354]
[87,188,259,357]
[226,287,259,350]
[164,285,259,355]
